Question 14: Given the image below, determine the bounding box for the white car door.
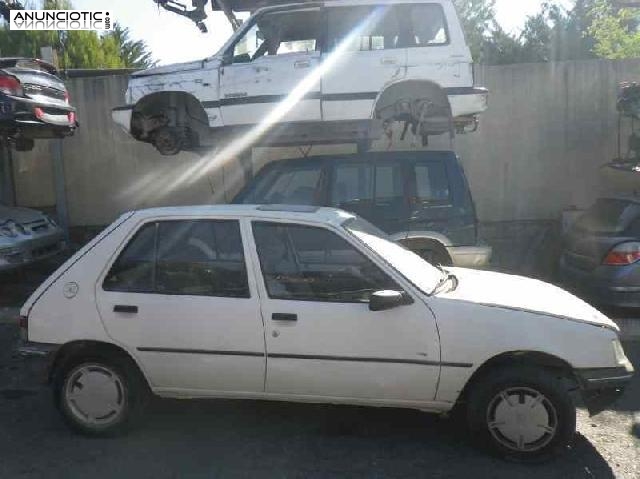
[249,220,441,404]
[95,218,266,395]
[404,2,473,89]
[219,7,322,126]
[321,4,407,121]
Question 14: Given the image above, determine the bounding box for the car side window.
[327,5,401,51]
[414,161,451,203]
[259,167,323,205]
[331,163,373,208]
[375,164,405,204]
[253,222,400,303]
[408,4,449,46]
[103,223,156,293]
[232,9,322,63]
[104,220,250,298]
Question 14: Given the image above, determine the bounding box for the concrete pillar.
[0,143,15,206]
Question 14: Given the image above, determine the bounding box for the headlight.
[612,339,630,366]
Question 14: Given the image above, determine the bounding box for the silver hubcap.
[486,387,558,453]
[64,364,126,427]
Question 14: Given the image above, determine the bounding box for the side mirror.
[369,290,412,312]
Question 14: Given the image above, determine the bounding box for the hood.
[132,59,207,78]
[439,268,619,331]
[0,205,46,225]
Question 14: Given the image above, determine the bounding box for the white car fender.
[429,296,619,404]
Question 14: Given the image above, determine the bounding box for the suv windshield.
[344,217,443,294]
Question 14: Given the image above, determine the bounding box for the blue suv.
[234,151,491,267]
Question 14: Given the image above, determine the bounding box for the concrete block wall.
[10,59,640,229]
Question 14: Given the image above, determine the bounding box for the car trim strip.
[137,347,264,357]
[136,348,472,368]
[116,88,485,113]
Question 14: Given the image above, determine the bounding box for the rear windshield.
[574,199,640,234]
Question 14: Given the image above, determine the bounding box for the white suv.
[112,0,488,155]
[19,205,633,461]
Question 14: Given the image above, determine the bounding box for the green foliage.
[0,0,154,69]
[453,0,496,61]
[589,0,640,59]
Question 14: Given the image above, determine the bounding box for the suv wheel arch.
[399,237,453,266]
[373,80,453,139]
[132,91,208,154]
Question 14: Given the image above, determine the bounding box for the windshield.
[344,218,443,294]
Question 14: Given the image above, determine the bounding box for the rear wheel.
[467,366,576,462]
[53,353,149,436]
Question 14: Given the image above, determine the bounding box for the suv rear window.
[574,199,640,234]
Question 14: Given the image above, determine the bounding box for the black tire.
[466,366,576,462]
[53,352,149,437]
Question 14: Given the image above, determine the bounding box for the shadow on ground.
[0,390,617,479]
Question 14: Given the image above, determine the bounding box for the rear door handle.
[381,57,398,65]
[294,60,311,69]
[272,313,298,322]
[113,305,138,314]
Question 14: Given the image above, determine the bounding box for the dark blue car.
[234,150,492,267]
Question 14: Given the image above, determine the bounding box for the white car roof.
[129,204,357,228]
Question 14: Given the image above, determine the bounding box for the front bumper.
[0,230,66,272]
[575,363,635,416]
[448,244,492,268]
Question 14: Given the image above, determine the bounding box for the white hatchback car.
[112,0,488,155]
[19,205,633,461]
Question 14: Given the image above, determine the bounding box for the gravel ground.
[0,323,638,479]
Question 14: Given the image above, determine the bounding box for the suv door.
[219,7,323,126]
[250,221,440,403]
[96,219,265,394]
[322,4,407,121]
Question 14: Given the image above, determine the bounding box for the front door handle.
[113,305,138,314]
[381,57,398,65]
[272,313,297,322]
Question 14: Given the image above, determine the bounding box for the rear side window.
[327,3,448,51]
[104,220,250,298]
[408,4,448,46]
[414,162,451,203]
[575,199,640,234]
[103,223,156,293]
[331,163,373,207]
[247,166,323,205]
[328,5,401,51]
[375,164,405,203]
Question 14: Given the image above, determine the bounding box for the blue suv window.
[414,161,451,203]
[250,166,322,205]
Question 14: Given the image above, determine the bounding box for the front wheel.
[466,366,576,462]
